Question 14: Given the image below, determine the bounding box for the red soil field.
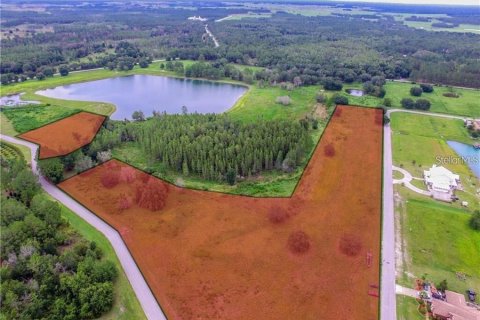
[59,106,383,319]
[19,112,105,159]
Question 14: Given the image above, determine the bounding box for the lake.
[36,75,248,120]
[346,89,364,97]
[447,141,480,178]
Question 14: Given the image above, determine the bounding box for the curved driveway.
[0,134,166,320]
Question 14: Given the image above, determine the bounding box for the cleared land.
[59,106,383,319]
[19,112,105,159]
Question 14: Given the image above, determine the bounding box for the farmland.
[19,112,105,159]
[59,106,383,319]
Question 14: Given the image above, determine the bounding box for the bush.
[410,87,423,97]
[39,158,64,183]
[401,98,415,109]
[414,99,431,110]
[443,92,459,98]
[268,206,289,224]
[287,231,311,254]
[100,171,120,188]
[333,95,348,105]
[226,169,236,185]
[275,96,291,106]
[136,178,169,211]
[324,144,335,157]
[316,93,326,103]
[420,83,434,93]
[323,78,343,91]
[470,210,480,230]
[383,98,392,107]
[59,66,69,76]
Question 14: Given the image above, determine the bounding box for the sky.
[344,0,479,5]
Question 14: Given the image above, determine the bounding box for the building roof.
[424,165,460,192]
[431,291,480,320]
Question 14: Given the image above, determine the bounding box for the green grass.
[40,192,146,320]
[396,295,423,320]
[1,104,80,134]
[331,81,480,117]
[391,112,479,211]
[229,85,321,122]
[0,140,25,162]
[400,197,480,294]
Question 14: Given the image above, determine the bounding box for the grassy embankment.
[330,81,480,117]
[391,112,479,211]
[396,295,423,320]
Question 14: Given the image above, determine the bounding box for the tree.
[139,58,149,68]
[75,155,94,172]
[401,98,415,109]
[96,150,112,163]
[11,169,39,205]
[36,72,46,81]
[323,78,343,91]
[414,99,431,110]
[39,158,64,183]
[420,83,434,93]
[333,94,348,105]
[316,92,326,103]
[287,231,311,254]
[438,279,448,292]
[410,86,423,97]
[135,179,168,211]
[59,66,69,76]
[470,210,480,230]
[226,169,236,185]
[131,110,145,121]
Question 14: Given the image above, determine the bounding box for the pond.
[447,141,480,178]
[346,89,364,97]
[0,93,40,107]
[36,75,248,120]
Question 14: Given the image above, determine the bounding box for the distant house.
[187,16,207,22]
[424,165,460,202]
[431,290,480,320]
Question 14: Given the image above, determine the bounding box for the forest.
[39,114,315,185]
[0,157,117,319]
[1,1,479,87]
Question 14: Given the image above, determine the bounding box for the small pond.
[36,75,248,120]
[346,89,364,97]
[0,93,40,107]
[447,141,480,178]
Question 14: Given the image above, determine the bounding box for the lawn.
[1,104,81,134]
[396,295,423,320]
[399,197,480,295]
[330,81,480,117]
[0,140,26,162]
[390,112,479,211]
[40,192,146,320]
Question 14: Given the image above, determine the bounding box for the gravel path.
[0,134,166,320]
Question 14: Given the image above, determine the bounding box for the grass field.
[398,196,480,295]
[39,192,146,320]
[331,81,480,117]
[391,112,479,211]
[396,295,423,320]
[0,140,26,162]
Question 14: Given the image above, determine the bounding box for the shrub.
[275,96,291,106]
[470,210,480,230]
[383,98,392,107]
[443,92,459,98]
[136,178,169,211]
[268,206,289,224]
[420,84,434,93]
[288,231,311,254]
[324,144,335,157]
[401,98,415,109]
[117,194,132,211]
[226,169,236,185]
[333,95,348,105]
[100,171,120,188]
[410,87,423,97]
[414,99,431,110]
[316,93,326,103]
[39,158,64,183]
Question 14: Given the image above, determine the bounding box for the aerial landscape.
[0,1,478,320]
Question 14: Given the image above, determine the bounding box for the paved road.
[381,122,397,320]
[381,108,468,320]
[0,134,166,320]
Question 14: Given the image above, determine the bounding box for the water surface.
[36,75,247,120]
[447,140,480,178]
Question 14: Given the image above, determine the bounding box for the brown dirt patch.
[312,103,328,120]
[59,106,383,320]
[19,112,105,159]
[339,233,363,257]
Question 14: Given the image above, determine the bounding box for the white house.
[424,165,460,202]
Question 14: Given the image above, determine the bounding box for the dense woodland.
[1,1,479,87]
[0,158,117,319]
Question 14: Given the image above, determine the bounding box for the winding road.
[0,134,166,320]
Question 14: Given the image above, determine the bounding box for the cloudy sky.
[344,0,479,5]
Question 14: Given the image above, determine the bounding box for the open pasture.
[59,106,383,320]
